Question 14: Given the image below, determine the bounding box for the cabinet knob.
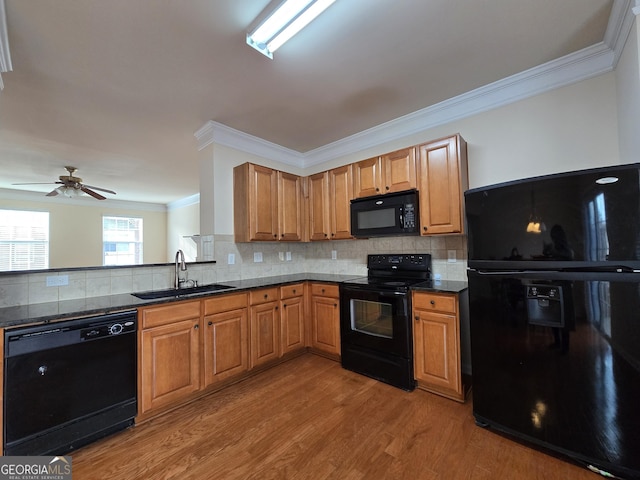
[375,187,380,192]
[293,289,296,294]
[423,226,428,231]
[331,233,335,237]
[324,233,328,237]
[275,306,279,311]
[194,324,199,330]
[264,294,268,299]
[321,288,325,293]
[430,300,435,305]
[283,304,287,308]
[274,234,277,238]
[208,321,213,326]
[385,186,390,190]
[334,303,337,308]
[415,315,420,322]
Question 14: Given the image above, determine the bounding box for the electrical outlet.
[254,252,263,263]
[286,251,292,261]
[46,275,69,287]
[448,250,457,263]
[331,250,337,260]
[278,252,285,261]
[227,253,235,265]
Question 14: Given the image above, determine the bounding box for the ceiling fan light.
[57,185,82,198]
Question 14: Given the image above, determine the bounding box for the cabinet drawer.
[413,292,457,314]
[311,283,339,298]
[140,300,201,329]
[249,287,279,305]
[204,293,248,316]
[280,283,304,299]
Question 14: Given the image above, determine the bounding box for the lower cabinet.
[249,288,281,369]
[412,291,467,402]
[280,283,306,356]
[310,283,341,357]
[139,300,202,415]
[137,282,340,421]
[203,293,249,387]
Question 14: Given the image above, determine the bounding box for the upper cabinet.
[308,165,354,241]
[418,135,469,235]
[232,134,467,241]
[353,147,417,198]
[234,163,304,242]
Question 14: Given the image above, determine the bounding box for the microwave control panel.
[402,203,416,228]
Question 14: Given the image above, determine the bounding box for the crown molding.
[167,193,200,211]
[194,1,632,170]
[0,0,12,73]
[0,188,166,212]
[194,120,303,167]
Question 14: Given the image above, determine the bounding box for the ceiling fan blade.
[82,184,116,195]
[80,186,106,200]
[11,182,63,186]
[46,188,60,197]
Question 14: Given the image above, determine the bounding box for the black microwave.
[350,190,419,238]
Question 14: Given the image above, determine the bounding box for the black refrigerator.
[465,163,640,480]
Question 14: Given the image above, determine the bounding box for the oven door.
[339,284,412,358]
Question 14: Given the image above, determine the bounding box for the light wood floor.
[72,354,597,479]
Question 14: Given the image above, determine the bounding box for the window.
[102,216,143,266]
[0,209,50,271]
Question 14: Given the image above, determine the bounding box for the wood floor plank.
[71,354,597,480]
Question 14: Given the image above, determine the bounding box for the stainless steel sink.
[132,283,235,299]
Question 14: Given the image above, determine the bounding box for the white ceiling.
[0,0,620,204]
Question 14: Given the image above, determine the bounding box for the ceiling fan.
[12,166,116,200]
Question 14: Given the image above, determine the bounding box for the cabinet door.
[382,147,417,193]
[418,136,466,234]
[140,318,201,414]
[353,157,383,198]
[250,301,280,368]
[277,171,303,241]
[413,303,462,398]
[280,295,305,356]
[329,164,354,240]
[311,294,340,356]
[234,163,279,241]
[203,308,248,387]
[308,171,330,241]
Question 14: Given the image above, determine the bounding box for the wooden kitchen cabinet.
[203,293,249,387]
[310,283,341,357]
[277,170,304,241]
[308,166,354,241]
[308,171,330,241]
[139,300,201,415]
[412,291,467,402]
[353,147,416,198]
[280,283,305,356]
[249,288,281,368]
[234,163,303,242]
[417,135,468,235]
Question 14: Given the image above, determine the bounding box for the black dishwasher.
[3,310,138,456]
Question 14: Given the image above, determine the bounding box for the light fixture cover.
[247,0,336,59]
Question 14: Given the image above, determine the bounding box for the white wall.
[616,13,640,164]
[167,200,200,262]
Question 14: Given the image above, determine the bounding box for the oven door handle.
[342,286,407,296]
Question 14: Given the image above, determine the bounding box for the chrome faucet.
[174,249,187,289]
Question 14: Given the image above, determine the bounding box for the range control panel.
[367,254,432,271]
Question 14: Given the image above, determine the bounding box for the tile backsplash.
[0,234,467,307]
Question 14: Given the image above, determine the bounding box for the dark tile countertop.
[0,273,467,329]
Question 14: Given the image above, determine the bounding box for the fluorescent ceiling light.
[247,0,336,59]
